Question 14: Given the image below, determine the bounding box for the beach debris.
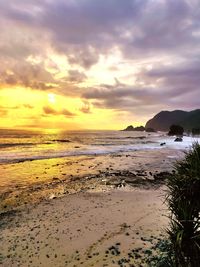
[49,193,56,200]
[153,171,171,181]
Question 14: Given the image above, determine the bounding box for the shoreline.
[0,148,183,214]
[0,148,183,266]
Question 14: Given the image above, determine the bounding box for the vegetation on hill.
[192,128,200,135]
[145,109,200,131]
[168,125,184,136]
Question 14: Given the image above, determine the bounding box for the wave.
[50,139,71,143]
[0,143,161,164]
[0,143,35,148]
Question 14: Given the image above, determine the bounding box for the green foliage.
[146,239,175,267]
[166,142,200,266]
[168,125,184,136]
[192,128,200,135]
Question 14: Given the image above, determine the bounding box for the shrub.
[192,128,200,135]
[168,125,184,136]
[166,142,200,266]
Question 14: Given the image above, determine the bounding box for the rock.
[174,137,183,142]
[105,180,121,186]
[49,194,56,200]
[153,171,171,181]
[145,109,200,131]
[52,139,70,143]
[123,125,134,131]
[145,127,156,132]
[134,126,145,131]
[160,142,166,146]
[52,177,59,181]
[122,125,145,131]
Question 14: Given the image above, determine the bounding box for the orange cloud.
[43,106,76,117]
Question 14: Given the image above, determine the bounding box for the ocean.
[0,130,199,211]
[0,130,197,164]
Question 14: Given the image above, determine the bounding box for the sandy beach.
[1,187,168,267]
[0,146,184,267]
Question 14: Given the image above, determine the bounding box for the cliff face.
[145,109,200,131]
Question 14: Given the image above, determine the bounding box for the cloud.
[2,0,200,66]
[43,106,75,117]
[61,108,76,117]
[67,70,87,83]
[82,61,200,114]
[0,0,200,121]
[0,109,8,117]
[0,61,57,90]
[23,104,34,109]
[79,101,92,114]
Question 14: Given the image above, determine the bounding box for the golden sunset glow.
[1,0,199,131]
[48,93,56,104]
[0,46,146,131]
[0,85,140,131]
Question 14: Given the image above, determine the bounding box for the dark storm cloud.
[0,0,200,117]
[2,0,200,64]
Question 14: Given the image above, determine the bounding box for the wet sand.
[0,148,184,266]
[0,148,183,212]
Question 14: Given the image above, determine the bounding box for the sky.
[0,0,200,131]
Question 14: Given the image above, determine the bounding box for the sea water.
[0,130,199,202]
[1,130,198,164]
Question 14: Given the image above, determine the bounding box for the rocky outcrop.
[174,137,183,142]
[145,109,200,131]
[123,125,134,131]
[122,125,145,131]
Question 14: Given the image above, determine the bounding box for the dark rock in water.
[134,126,145,131]
[52,139,70,143]
[145,127,156,132]
[160,142,166,146]
[126,136,146,139]
[122,125,145,131]
[174,137,183,142]
[123,125,134,131]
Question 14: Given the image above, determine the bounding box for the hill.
[145,109,200,131]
